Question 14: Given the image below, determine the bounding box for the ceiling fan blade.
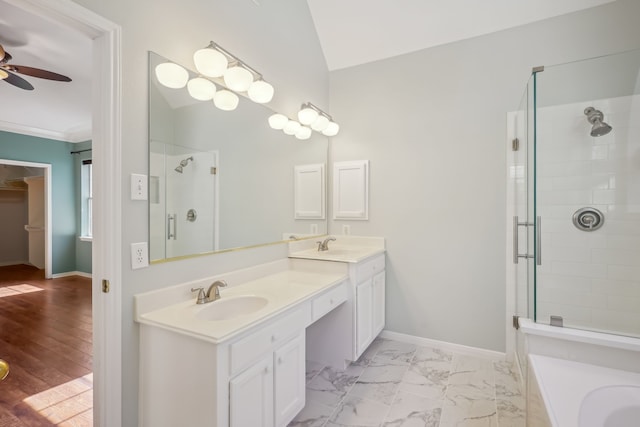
[8,65,71,82]
[2,70,34,90]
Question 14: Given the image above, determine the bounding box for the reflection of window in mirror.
[81,160,93,239]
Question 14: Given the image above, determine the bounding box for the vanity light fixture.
[298,102,340,137]
[187,77,216,101]
[0,69,8,80]
[213,89,239,111]
[193,41,274,104]
[155,62,189,89]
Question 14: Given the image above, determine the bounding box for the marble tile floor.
[289,338,525,427]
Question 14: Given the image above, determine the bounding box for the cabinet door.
[274,334,305,427]
[230,355,274,427]
[372,271,386,336]
[356,278,373,356]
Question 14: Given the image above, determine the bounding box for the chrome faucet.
[191,280,228,304]
[316,236,336,251]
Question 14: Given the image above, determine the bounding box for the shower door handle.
[536,216,542,266]
[513,216,534,264]
[167,214,177,240]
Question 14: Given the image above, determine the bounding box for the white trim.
[0,120,91,143]
[0,159,52,279]
[52,271,93,279]
[5,2,123,427]
[79,236,93,242]
[379,330,506,360]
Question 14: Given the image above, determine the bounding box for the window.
[81,160,93,238]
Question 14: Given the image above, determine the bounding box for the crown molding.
[0,120,91,143]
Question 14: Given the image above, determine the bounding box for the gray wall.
[328,0,640,352]
[69,0,328,425]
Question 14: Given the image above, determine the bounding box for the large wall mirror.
[148,51,328,262]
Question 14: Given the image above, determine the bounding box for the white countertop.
[137,269,346,344]
[289,246,385,263]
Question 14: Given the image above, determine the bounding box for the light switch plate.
[342,224,351,235]
[131,173,148,200]
[131,242,149,269]
[310,224,318,234]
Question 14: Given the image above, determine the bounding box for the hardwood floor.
[0,265,93,426]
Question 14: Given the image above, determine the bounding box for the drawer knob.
[330,298,334,304]
[271,335,277,342]
[277,357,283,365]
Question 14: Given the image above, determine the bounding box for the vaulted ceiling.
[0,0,615,142]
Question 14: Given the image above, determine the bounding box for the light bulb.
[298,107,319,125]
[283,120,301,135]
[213,89,239,111]
[224,65,254,92]
[155,62,189,89]
[322,122,340,136]
[193,47,228,77]
[295,126,312,140]
[311,115,330,132]
[268,114,288,130]
[0,69,8,80]
[248,80,274,104]
[187,77,216,101]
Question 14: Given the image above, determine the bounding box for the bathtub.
[528,354,640,427]
[519,319,640,427]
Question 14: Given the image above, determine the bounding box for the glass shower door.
[534,49,640,338]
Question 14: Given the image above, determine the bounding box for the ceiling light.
[224,65,254,92]
[283,120,301,135]
[295,126,312,140]
[0,69,7,80]
[311,115,330,132]
[268,113,289,130]
[322,122,340,137]
[155,62,189,89]
[248,79,274,103]
[298,104,319,125]
[213,89,239,111]
[187,77,216,101]
[193,43,228,77]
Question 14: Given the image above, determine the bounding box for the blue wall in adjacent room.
[0,131,91,275]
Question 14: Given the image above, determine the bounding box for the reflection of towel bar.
[24,225,45,232]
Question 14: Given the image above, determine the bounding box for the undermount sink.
[196,295,268,321]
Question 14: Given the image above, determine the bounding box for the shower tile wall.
[536,94,640,337]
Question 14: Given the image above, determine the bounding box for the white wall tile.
[552,261,607,279]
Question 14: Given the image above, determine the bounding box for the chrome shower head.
[175,156,193,173]
[584,107,612,137]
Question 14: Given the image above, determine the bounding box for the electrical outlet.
[131,173,148,201]
[342,224,351,235]
[131,242,149,269]
[310,224,318,234]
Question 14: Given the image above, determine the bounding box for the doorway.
[0,0,122,426]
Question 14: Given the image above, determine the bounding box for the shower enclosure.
[508,48,640,371]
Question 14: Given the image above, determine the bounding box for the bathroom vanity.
[135,236,385,427]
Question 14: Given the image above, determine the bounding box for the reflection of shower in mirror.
[174,156,194,173]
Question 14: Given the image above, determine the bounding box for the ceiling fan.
[0,43,72,90]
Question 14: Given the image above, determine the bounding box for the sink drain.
[572,207,604,232]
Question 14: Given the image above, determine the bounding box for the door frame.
[0,159,51,278]
[4,1,124,425]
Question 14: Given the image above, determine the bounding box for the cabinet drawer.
[355,254,385,283]
[312,283,347,322]
[230,307,309,375]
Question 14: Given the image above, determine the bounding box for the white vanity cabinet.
[303,251,386,368]
[229,332,305,427]
[137,272,348,427]
[354,255,386,357]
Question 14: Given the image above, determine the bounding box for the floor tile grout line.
[378,347,416,426]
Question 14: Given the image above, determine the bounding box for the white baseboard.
[52,271,92,279]
[0,260,29,267]
[380,330,506,361]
